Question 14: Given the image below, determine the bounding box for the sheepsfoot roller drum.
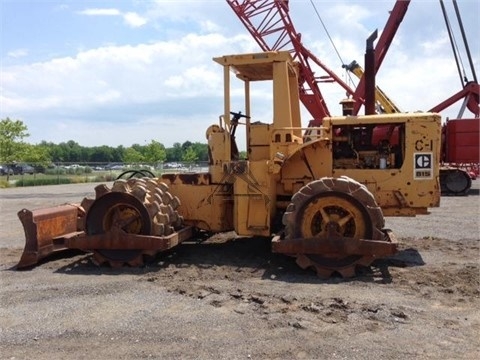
[70,178,190,267]
[16,178,191,269]
[272,177,398,278]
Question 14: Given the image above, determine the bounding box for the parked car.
[11,163,35,175]
[0,164,14,176]
[105,163,125,170]
[33,164,47,173]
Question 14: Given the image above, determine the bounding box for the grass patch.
[1,170,150,188]
[16,177,73,186]
[0,179,10,188]
[4,172,120,187]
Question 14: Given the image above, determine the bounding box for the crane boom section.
[226,0,356,124]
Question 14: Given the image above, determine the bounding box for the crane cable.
[308,0,356,89]
[452,0,477,84]
[439,0,468,87]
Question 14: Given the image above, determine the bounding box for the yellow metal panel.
[213,52,295,82]
[329,113,441,215]
[160,175,234,233]
[232,160,272,236]
[249,123,271,145]
[248,123,271,161]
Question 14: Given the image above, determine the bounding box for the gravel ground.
[0,180,479,360]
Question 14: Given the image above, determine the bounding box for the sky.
[1,0,479,148]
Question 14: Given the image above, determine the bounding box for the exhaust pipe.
[365,29,378,115]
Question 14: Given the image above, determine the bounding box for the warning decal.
[414,152,433,179]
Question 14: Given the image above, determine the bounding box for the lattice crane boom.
[226,0,357,124]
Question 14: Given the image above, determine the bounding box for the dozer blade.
[16,204,84,269]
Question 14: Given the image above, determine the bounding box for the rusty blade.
[16,205,83,269]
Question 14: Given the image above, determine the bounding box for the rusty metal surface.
[66,226,193,251]
[16,204,82,269]
[271,229,398,257]
[272,229,397,278]
[161,172,211,186]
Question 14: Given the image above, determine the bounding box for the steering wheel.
[116,169,156,180]
[230,111,251,122]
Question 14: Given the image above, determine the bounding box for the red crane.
[430,0,479,118]
[226,0,412,123]
[228,0,478,118]
[434,0,479,182]
[226,0,355,124]
[228,0,479,191]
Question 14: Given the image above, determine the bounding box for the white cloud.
[1,1,478,147]
[79,8,121,16]
[200,20,221,33]
[325,4,372,29]
[123,12,147,27]
[145,1,212,22]
[79,8,147,28]
[0,31,254,146]
[7,49,29,58]
[421,33,450,54]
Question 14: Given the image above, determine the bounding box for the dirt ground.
[0,181,479,360]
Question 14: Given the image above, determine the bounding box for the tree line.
[0,117,209,165]
[38,139,209,164]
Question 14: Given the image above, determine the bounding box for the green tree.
[65,140,82,163]
[0,117,29,164]
[239,151,247,160]
[123,147,145,163]
[114,145,125,162]
[181,140,193,151]
[182,146,198,163]
[144,140,166,163]
[22,143,50,164]
[89,145,114,163]
[131,143,143,153]
[55,140,82,163]
[40,141,65,162]
[190,142,209,162]
[166,142,183,162]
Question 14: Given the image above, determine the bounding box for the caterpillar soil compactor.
[16,51,441,278]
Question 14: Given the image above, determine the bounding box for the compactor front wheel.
[281,177,389,278]
[85,178,182,267]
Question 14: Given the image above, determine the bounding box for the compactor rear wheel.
[283,177,385,278]
[440,168,472,195]
[86,178,182,267]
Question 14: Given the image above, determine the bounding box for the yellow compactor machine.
[17,51,441,278]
